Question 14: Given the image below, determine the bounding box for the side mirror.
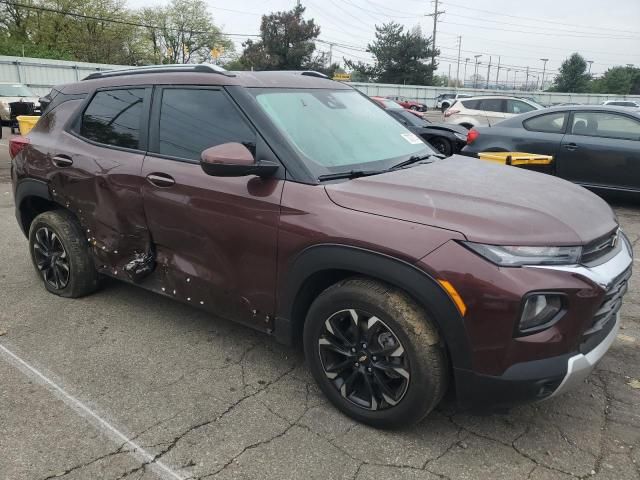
[200,142,279,177]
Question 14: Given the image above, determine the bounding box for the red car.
[385,95,427,112]
[11,66,632,428]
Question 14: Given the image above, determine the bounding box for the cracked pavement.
[1,150,639,479]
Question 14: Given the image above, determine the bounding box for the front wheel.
[303,278,448,428]
[429,137,453,156]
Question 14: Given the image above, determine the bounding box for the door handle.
[564,143,578,151]
[52,154,73,167]
[146,172,175,187]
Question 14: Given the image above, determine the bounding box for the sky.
[127,0,640,86]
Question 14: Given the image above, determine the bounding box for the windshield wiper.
[390,153,440,170]
[318,169,384,181]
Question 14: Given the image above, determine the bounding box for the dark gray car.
[462,105,640,193]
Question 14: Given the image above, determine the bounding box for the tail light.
[467,129,479,145]
[9,136,30,159]
[444,109,459,118]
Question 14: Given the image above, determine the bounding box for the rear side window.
[461,99,481,109]
[154,88,256,161]
[479,99,504,112]
[506,99,537,114]
[523,112,567,133]
[80,89,145,149]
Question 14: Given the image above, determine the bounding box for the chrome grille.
[584,266,631,337]
[581,229,619,264]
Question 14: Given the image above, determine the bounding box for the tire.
[29,210,99,298]
[303,277,448,428]
[429,137,453,156]
[409,105,419,111]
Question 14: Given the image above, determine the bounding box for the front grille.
[581,229,619,264]
[580,266,631,353]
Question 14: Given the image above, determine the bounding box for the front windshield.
[0,84,34,97]
[252,88,430,176]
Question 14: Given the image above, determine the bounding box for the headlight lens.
[519,294,563,333]
[454,132,467,141]
[463,242,582,266]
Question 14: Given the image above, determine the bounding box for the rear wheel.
[304,277,448,428]
[409,105,419,111]
[29,210,99,298]
[429,137,453,156]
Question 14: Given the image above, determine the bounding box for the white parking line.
[0,343,185,480]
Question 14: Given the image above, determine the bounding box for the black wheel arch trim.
[275,243,472,370]
[14,178,56,236]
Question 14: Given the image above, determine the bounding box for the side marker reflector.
[437,279,467,317]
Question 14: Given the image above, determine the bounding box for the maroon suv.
[10,65,633,428]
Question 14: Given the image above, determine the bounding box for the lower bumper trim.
[548,313,620,398]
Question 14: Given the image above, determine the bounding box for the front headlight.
[462,242,582,266]
[454,132,467,141]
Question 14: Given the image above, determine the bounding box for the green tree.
[239,5,319,70]
[139,0,230,64]
[551,53,591,93]
[591,66,640,95]
[345,23,437,85]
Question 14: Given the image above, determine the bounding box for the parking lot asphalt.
[0,126,639,480]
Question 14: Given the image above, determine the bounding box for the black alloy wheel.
[429,137,453,156]
[318,308,410,411]
[32,226,70,289]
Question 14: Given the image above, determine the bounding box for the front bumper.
[449,237,632,410]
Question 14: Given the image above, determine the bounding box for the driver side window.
[152,88,256,161]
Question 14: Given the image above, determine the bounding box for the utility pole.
[524,66,529,90]
[473,54,481,88]
[485,56,492,89]
[328,43,333,66]
[455,36,461,88]
[587,60,594,75]
[506,68,511,89]
[540,58,548,91]
[463,57,470,87]
[512,70,518,89]
[447,64,451,87]
[427,0,445,70]
[495,56,500,88]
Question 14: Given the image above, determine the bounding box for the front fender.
[275,243,472,370]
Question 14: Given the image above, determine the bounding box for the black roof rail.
[83,64,235,81]
[271,70,330,79]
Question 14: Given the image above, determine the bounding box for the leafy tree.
[139,0,230,64]
[239,5,320,70]
[345,22,437,85]
[551,53,591,93]
[591,66,640,95]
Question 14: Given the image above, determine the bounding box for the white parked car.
[435,93,472,112]
[443,96,544,129]
[601,100,640,108]
[0,82,40,121]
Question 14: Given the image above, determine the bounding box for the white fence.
[1,55,638,106]
[350,83,640,108]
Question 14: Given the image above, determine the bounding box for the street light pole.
[540,58,548,91]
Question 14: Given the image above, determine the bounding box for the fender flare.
[275,244,472,370]
[14,178,54,235]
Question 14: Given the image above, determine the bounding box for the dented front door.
[140,86,283,330]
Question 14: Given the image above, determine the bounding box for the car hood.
[324,156,617,245]
[0,96,40,105]
[423,123,468,135]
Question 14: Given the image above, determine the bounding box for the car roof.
[58,66,350,94]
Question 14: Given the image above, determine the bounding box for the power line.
[0,0,260,37]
